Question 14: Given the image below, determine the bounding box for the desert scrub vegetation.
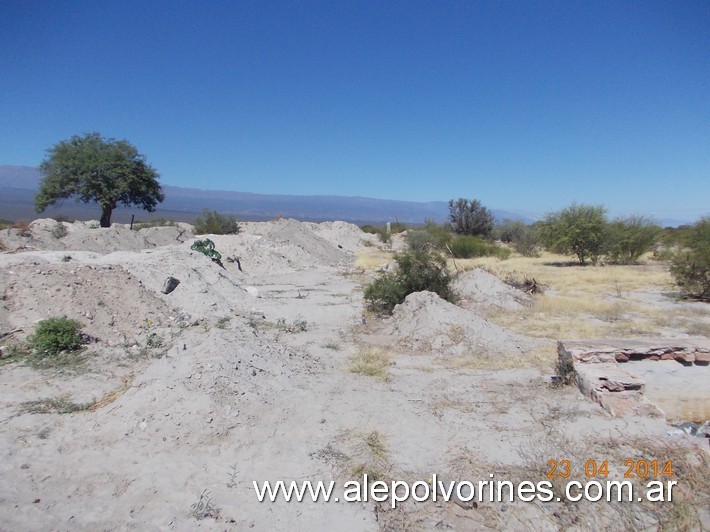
[448,197,493,237]
[20,395,95,414]
[538,203,662,265]
[193,208,239,235]
[671,216,710,300]
[448,234,511,259]
[29,317,85,356]
[493,219,541,257]
[3,317,94,370]
[132,217,177,229]
[349,347,393,379]
[461,252,702,340]
[405,219,511,259]
[364,249,457,315]
[605,215,661,265]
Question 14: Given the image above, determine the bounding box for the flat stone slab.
[558,339,710,418]
[559,338,710,365]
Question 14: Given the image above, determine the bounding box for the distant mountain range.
[0,165,532,225]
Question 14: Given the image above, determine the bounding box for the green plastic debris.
[191,239,224,268]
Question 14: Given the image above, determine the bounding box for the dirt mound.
[1,219,194,253]
[304,220,377,253]
[454,268,531,311]
[388,291,541,356]
[256,218,350,267]
[0,262,178,346]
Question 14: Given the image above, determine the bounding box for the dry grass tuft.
[440,344,557,372]
[355,249,395,271]
[454,252,710,340]
[349,347,393,380]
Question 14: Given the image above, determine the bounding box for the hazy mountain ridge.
[0,165,531,225]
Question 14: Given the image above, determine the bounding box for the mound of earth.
[388,291,542,356]
[258,218,350,266]
[454,267,531,311]
[1,219,194,253]
[304,220,378,253]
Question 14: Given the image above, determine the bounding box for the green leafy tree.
[448,198,494,237]
[36,133,164,227]
[605,215,661,264]
[539,203,608,265]
[671,217,710,299]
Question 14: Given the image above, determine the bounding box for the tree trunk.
[100,205,113,228]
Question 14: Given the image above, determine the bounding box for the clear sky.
[1,0,708,221]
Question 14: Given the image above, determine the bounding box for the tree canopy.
[36,133,164,227]
[538,203,608,265]
[448,198,494,237]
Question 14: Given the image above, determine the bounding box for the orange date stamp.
[546,459,673,479]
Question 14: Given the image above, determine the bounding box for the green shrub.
[29,317,84,357]
[493,220,540,257]
[193,209,239,235]
[671,217,710,299]
[364,250,456,315]
[448,235,511,259]
[405,220,453,251]
[605,216,661,264]
[538,203,608,265]
[449,235,488,258]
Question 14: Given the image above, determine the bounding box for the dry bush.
[9,220,31,237]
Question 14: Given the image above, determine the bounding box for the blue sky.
[1,0,708,221]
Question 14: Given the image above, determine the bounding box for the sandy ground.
[0,219,708,531]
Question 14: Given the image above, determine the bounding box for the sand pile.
[0,262,179,345]
[454,267,531,311]
[388,291,541,357]
[1,219,194,253]
[304,220,378,253]
[252,218,350,268]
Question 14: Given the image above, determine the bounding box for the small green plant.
[146,333,164,349]
[193,209,239,235]
[276,317,308,333]
[29,317,84,357]
[216,316,231,329]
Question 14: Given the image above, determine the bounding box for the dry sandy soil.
[0,219,708,531]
